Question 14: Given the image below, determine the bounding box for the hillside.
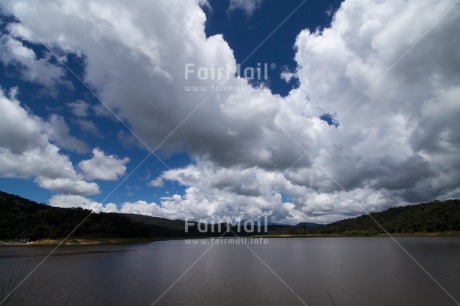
[121,213,289,236]
[0,191,286,243]
[1,191,459,243]
[274,199,460,236]
[0,191,151,242]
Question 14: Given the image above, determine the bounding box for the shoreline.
[2,231,460,246]
[252,232,460,238]
[0,237,160,246]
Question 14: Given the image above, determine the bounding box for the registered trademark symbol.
[270,63,276,69]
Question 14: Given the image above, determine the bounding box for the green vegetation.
[273,199,460,236]
[1,191,459,244]
[0,191,150,242]
[0,191,278,243]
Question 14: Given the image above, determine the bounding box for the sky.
[0,0,459,224]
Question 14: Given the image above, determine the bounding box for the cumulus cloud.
[158,161,399,223]
[3,0,460,222]
[0,0,307,171]
[0,24,67,93]
[48,194,168,218]
[0,89,99,195]
[49,194,118,213]
[290,0,460,202]
[79,148,129,181]
[37,177,99,195]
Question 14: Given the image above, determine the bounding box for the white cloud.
[0,89,99,195]
[37,177,99,196]
[79,148,129,181]
[290,0,460,203]
[227,0,263,16]
[280,67,298,84]
[0,0,305,171]
[158,161,401,223]
[147,177,164,188]
[49,194,118,213]
[0,29,67,93]
[76,119,101,137]
[68,101,103,137]
[0,88,44,153]
[4,0,460,222]
[0,89,88,155]
[46,114,89,153]
[48,195,172,219]
[120,200,163,216]
[68,100,90,117]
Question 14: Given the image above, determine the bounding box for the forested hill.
[1,191,460,242]
[0,191,217,241]
[274,199,460,236]
[0,191,284,242]
[0,191,151,241]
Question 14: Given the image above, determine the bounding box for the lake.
[1,237,459,305]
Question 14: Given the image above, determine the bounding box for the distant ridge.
[274,199,460,236]
[0,191,287,242]
[1,191,459,242]
[296,222,323,227]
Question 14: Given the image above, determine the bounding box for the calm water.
[1,237,459,306]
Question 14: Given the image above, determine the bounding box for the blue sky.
[0,0,459,224]
[204,0,342,96]
[0,0,340,205]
